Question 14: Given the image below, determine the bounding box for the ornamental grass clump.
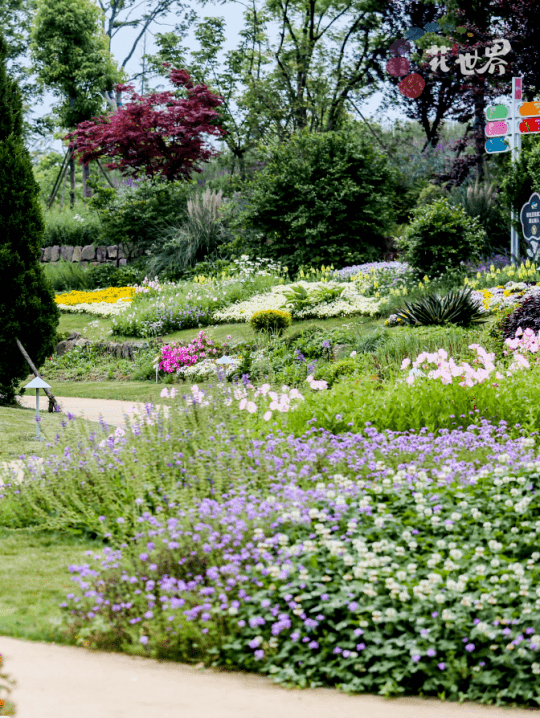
[250,310,292,336]
[57,422,540,705]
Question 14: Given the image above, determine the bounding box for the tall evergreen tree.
[0,32,59,405]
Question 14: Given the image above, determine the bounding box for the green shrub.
[89,177,193,256]
[314,358,359,387]
[234,129,395,271]
[398,198,486,278]
[42,206,101,246]
[394,288,487,327]
[0,37,59,404]
[250,309,292,335]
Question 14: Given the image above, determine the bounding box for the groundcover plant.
[58,422,540,705]
[6,388,540,705]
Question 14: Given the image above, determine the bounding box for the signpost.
[520,118,540,134]
[520,192,540,260]
[519,101,540,117]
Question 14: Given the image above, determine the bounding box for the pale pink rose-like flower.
[246,401,257,414]
[264,411,273,421]
[239,398,247,410]
[401,358,411,370]
[160,388,170,398]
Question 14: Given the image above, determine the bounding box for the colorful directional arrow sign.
[485,104,509,121]
[520,117,540,134]
[485,120,509,137]
[519,101,540,117]
[485,137,510,154]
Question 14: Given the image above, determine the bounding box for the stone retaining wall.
[56,333,151,359]
[40,244,136,266]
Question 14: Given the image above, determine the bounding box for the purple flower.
[438,662,446,670]
[144,611,153,619]
[426,648,436,657]
[465,643,475,652]
[356,643,365,651]
[140,636,148,645]
[254,650,265,660]
[308,641,319,650]
[412,654,421,662]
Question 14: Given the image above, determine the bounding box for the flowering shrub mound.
[159,331,220,374]
[60,423,540,704]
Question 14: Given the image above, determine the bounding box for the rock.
[119,258,127,266]
[81,245,96,261]
[60,246,74,262]
[96,246,107,262]
[107,245,118,260]
[67,332,81,340]
[117,245,126,259]
[75,338,91,349]
[42,247,52,262]
[50,246,60,262]
[72,246,82,263]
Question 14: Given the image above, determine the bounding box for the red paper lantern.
[398,73,426,99]
[386,57,410,77]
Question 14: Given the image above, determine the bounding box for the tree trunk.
[82,163,91,198]
[69,150,75,209]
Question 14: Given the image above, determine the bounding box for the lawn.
[0,529,102,643]
[46,380,188,403]
[0,404,102,460]
[58,311,384,345]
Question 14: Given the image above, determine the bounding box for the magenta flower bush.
[56,421,540,704]
[159,331,220,374]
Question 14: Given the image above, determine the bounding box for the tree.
[146,11,272,180]
[234,128,395,271]
[0,33,59,405]
[67,66,225,183]
[31,0,122,202]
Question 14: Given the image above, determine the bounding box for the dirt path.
[1,636,537,718]
[19,395,166,427]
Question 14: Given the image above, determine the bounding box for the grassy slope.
[49,380,189,403]
[58,311,384,345]
[0,529,102,643]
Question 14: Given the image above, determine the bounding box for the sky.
[33,0,403,155]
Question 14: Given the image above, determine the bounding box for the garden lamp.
[23,376,52,441]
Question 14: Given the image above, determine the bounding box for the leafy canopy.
[67,66,225,183]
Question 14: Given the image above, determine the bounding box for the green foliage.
[148,188,228,279]
[447,171,507,254]
[42,260,145,292]
[398,198,486,278]
[394,289,487,328]
[361,325,491,380]
[0,651,15,715]
[42,206,101,246]
[89,178,192,256]
[286,358,540,436]
[234,129,394,271]
[281,283,345,311]
[314,358,359,387]
[250,310,292,335]
[0,34,59,404]
[30,0,121,128]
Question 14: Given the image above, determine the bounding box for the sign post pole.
[511,77,523,262]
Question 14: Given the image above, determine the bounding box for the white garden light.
[24,376,52,441]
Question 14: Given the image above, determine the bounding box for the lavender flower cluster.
[140,305,214,337]
[334,261,411,282]
[62,420,540,703]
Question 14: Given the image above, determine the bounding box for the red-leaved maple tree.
[66,65,225,182]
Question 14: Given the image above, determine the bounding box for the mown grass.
[46,380,188,403]
[58,311,384,345]
[0,529,102,643]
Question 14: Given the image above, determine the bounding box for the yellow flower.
[55,286,135,306]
